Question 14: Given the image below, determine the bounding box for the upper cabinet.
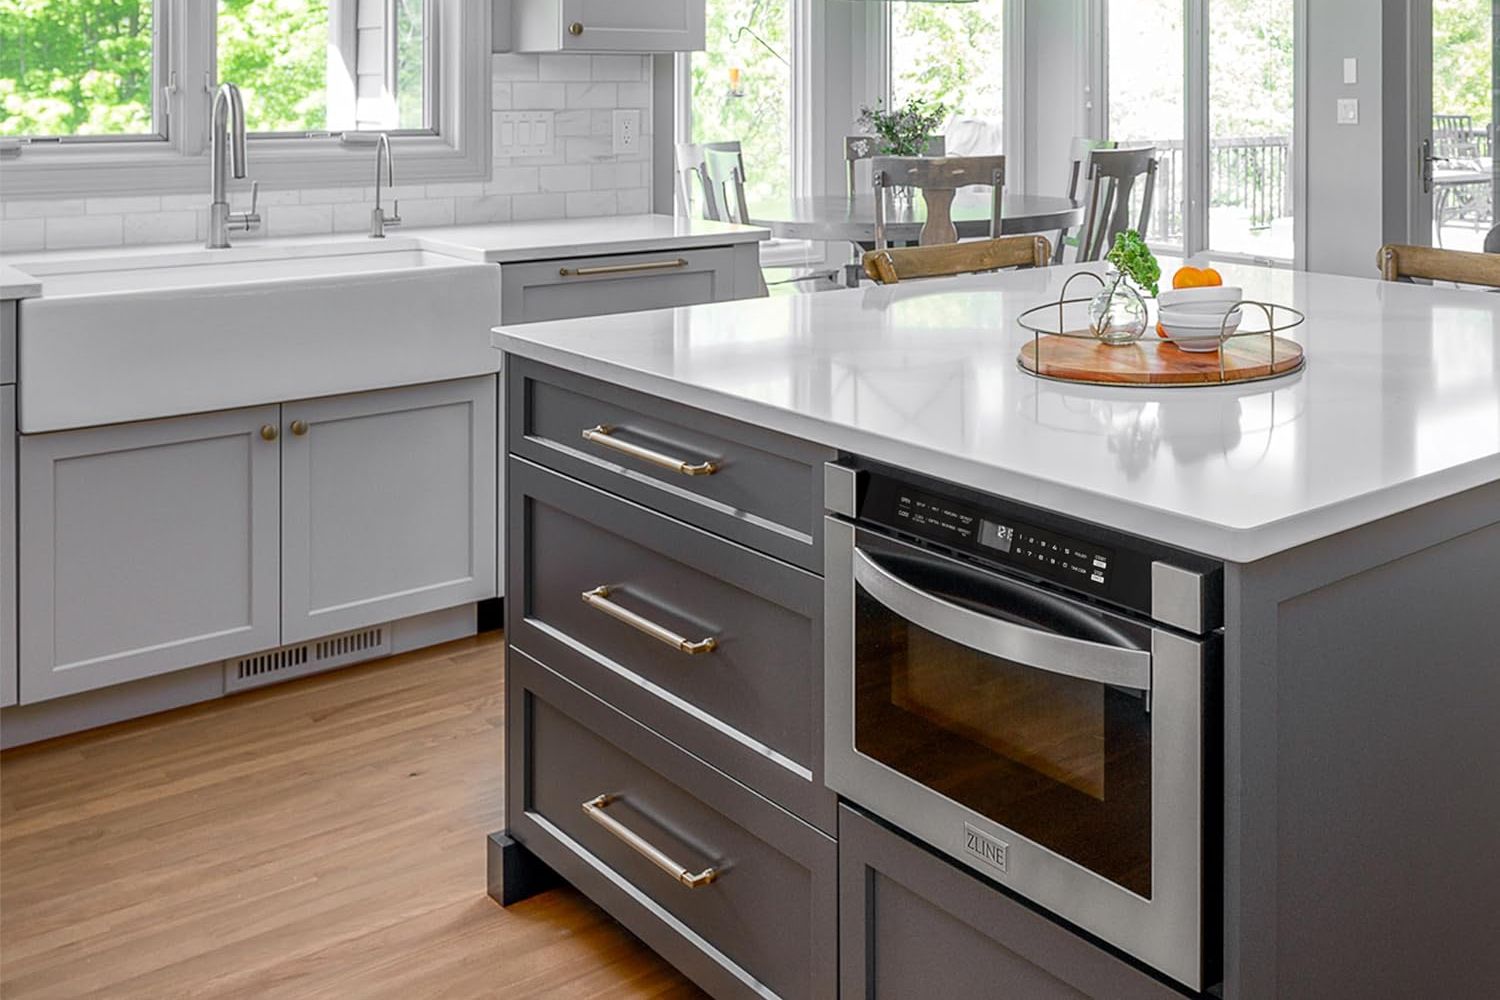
[511,0,705,52]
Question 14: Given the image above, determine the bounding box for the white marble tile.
[123,211,197,245]
[564,137,614,162]
[455,195,513,225]
[540,165,592,193]
[566,83,618,109]
[512,82,567,110]
[486,167,541,195]
[554,110,593,137]
[265,204,332,236]
[592,55,645,81]
[566,190,617,218]
[45,214,123,249]
[333,202,373,233]
[7,199,86,220]
[87,196,161,215]
[425,182,486,198]
[299,187,368,205]
[616,188,651,215]
[511,193,567,221]
[539,54,593,81]
[0,217,45,252]
[492,53,539,80]
[491,81,513,110]
[392,198,455,228]
[617,82,652,109]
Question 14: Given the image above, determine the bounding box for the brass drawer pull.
[582,794,719,889]
[582,586,718,655]
[558,258,688,278]
[581,424,718,477]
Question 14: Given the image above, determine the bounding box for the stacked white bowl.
[1158,286,1244,352]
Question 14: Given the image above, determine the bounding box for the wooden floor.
[0,633,705,999]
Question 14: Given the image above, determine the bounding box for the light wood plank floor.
[0,633,705,999]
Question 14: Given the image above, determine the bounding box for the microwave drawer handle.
[853,548,1151,691]
[559,258,688,277]
[583,794,719,889]
[581,424,719,477]
[582,586,719,655]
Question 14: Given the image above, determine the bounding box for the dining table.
[750,191,1084,286]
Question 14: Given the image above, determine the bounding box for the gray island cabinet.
[492,259,1500,1000]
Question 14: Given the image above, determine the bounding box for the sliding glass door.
[1416,0,1495,250]
[1106,0,1300,264]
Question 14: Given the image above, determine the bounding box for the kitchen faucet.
[370,133,402,238]
[207,82,261,249]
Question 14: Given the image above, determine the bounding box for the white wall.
[0,54,654,253]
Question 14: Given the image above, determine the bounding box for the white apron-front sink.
[15,243,500,432]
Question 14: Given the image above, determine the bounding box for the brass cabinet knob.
[260,424,278,442]
[290,419,309,437]
[568,21,584,35]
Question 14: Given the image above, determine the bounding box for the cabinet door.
[560,0,704,51]
[2,386,16,708]
[280,377,496,643]
[18,407,282,703]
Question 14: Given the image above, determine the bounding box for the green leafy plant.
[1106,230,1161,298]
[857,96,947,157]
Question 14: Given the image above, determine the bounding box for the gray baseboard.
[0,603,479,750]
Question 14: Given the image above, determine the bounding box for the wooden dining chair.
[845,134,946,195]
[1074,147,1159,262]
[871,154,1006,250]
[1054,137,1117,263]
[861,235,1052,284]
[1377,244,1500,288]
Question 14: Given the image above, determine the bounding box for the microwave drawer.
[839,804,1185,1000]
[507,358,834,572]
[507,650,837,1000]
[509,457,832,831]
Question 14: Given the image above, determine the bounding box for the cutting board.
[1018,333,1304,386]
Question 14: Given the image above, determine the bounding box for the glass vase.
[1087,270,1148,346]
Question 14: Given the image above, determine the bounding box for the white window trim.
[0,0,489,199]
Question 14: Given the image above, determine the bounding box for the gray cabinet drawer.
[2,301,15,385]
[840,805,1184,1000]
[2,386,15,708]
[509,457,832,831]
[508,650,837,1000]
[500,246,741,325]
[508,358,834,572]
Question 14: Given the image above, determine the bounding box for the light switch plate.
[495,111,554,158]
[1337,98,1360,125]
[1343,57,1358,85]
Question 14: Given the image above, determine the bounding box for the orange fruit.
[1172,266,1224,289]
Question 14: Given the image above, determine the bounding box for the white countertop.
[1,264,41,300]
[493,262,1500,562]
[0,214,767,293]
[409,216,767,263]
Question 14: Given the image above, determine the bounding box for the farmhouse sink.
[15,243,501,432]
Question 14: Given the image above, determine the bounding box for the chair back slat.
[862,235,1051,284]
[700,142,751,225]
[846,134,945,194]
[870,154,1006,250]
[673,142,717,220]
[1378,243,1500,288]
[1075,147,1159,262]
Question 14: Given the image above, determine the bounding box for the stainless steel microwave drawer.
[509,456,833,833]
[507,357,835,572]
[507,650,837,1000]
[499,246,745,326]
[838,805,1185,1000]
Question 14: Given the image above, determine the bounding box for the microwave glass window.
[855,588,1153,897]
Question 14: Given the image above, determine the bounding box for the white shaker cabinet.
[280,377,497,644]
[19,407,282,702]
[2,385,16,708]
[511,0,704,52]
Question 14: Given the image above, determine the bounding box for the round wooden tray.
[1018,332,1304,387]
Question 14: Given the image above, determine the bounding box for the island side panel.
[1222,480,1500,1000]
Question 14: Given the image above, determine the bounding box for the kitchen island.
[491,261,1500,1000]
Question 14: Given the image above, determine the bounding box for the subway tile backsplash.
[0,54,653,253]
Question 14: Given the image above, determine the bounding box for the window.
[1105,0,1299,264]
[0,0,162,139]
[682,0,794,213]
[889,0,1006,152]
[0,0,484,197]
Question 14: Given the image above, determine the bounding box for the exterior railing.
[1141,135,1293,246]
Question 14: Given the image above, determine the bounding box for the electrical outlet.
[612,109,640,155]
[1337,98,1360,126]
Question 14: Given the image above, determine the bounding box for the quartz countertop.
[1,264,41,300]
[492,261,1500,562]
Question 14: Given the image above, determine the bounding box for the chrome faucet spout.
[208,82,260,249]
[370,132,402,238]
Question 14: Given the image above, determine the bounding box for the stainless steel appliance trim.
[823,462,858,518]
[825,515,1208,990]
[1151,561,1206,633]
[853,546,1152,692]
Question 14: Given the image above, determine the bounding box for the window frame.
[0,0,489,199]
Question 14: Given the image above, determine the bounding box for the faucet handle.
[231,181,262,232]
[387,199,402,227]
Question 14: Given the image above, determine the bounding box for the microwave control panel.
[890,491,1115,595]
